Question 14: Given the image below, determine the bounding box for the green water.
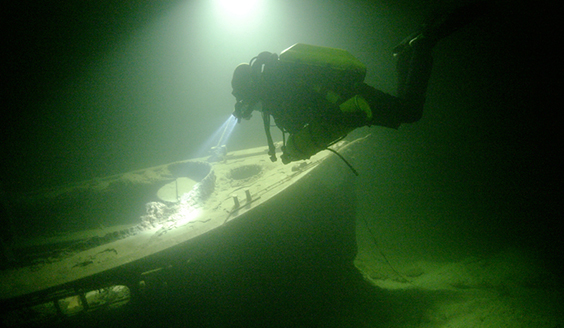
[2,0,560,326]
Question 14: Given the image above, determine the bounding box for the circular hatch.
[156,161,214,203]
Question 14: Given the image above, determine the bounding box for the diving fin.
[421,0,492,42]
[393,0,492,55]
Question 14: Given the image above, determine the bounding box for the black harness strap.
[262,112,277,162]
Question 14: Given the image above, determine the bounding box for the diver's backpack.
[277,43,367,94]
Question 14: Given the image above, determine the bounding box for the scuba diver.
[231,2,489,165]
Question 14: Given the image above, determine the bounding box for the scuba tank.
[278,43,367,93]
[276,44,371,163]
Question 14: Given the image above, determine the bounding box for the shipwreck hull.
[0,138,365,327]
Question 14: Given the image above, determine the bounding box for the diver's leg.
[360,31,437,126]
[394,37,434,123]
[356,83,403,129]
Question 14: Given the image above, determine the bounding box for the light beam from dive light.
[215,115,237,149]
[193,115,237,158]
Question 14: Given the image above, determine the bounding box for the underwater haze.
[3,0,561,326]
